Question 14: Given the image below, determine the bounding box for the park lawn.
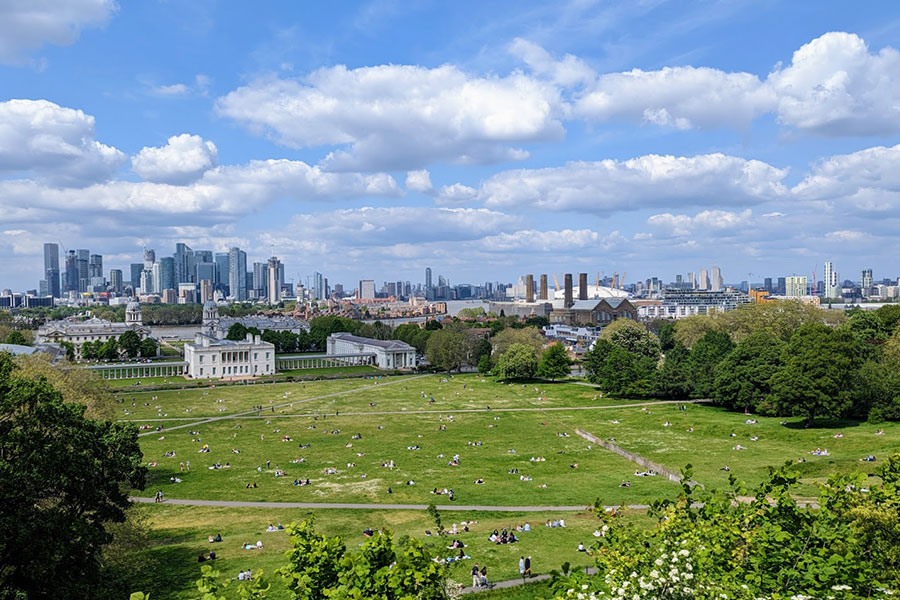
[556,403,900,496]
[276,365,380,377]
[137,410,676,506]
[137,503,615,600]
[106,375,191,389]
[115,376,413,420]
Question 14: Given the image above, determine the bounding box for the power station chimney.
[525,274,534,303]
[539,274,548,300]
[578,273,588,300]
[564,273,573,308]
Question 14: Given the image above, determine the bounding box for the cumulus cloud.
[507,37,595,88]
[478,228,625,252]
[0,0,116,65]
[435,183,479,205]
[647,209,753,237]
[215,64,564,171]
[824,229,870,241]
[405,169,433,193]
[132,134,219,184]
[0,99,125,185]
[478,153,787,214]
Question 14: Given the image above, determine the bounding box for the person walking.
[519,556,526,581]
[525,556,531,577]
[471,563,480,588]
[155,490,163,503]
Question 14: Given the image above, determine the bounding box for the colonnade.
[276,353,376,370]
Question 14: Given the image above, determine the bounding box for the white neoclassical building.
[183,301,275,379]
[326,332,416,370]
[35,301,152,359]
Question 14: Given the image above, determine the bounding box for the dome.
[126,301,141,311]
[552,285,629,300]
[203,300,218,311]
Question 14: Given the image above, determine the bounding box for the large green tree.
[424,329,468,372]
[654,342,693,399]
[0,353,146,599]
[712,331,785,413]
[118,329,142,358]
[688,330,735,397]
[494,342,539,380]
[4,330,28,346]
[536,342,571,380]
[770,323,862,426]
[599,319,660,360]
[139,337,157,358]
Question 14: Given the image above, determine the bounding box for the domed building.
[35,301,153,360]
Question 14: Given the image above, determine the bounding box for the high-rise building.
[76,249,89,292]
[140,270,153,295]
[710,266,723,291]
[143,249,155,270]
[861,268,874,290]
[64,250,79,293]
[130,263,143,290]
[688,272,695,289]
[252,262,267,299]
[777,277,786,295]
[785,276,808,298]
[359,279,376,300]
[764,277,773,292]
[214,252,230,293]
[89,254,103,279]
[396,280,403,299]
[194,250,213,264]
[43,243,60,298]
[698,269,709,291]
[228,247,247,300]
[109,269,123,292]
[314,272,324,300]
[823,262,840,298]
[159,256,175,292]
[174,243,194,284]
[333,283,344,298]
[425,267,432,290]
[196,262,215,285]
[267,257,282,304]
[199,279,214,303]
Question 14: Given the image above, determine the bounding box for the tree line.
[79,330,158,361]
[584,301,900,425]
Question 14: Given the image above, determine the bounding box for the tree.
[424,319,443,331]
[471,337,492,365]
[656,320,676,352]
[139,337,158,358]
[0,354,146,599]
[712,331,785,412]
[425,329,468,372]
[771,323,862,426]
[98,336,120,361]
[673,314,720,348]
[81,340,99,360]
[598,319,660,360]
[226,322,249,341]
[856,360,900,422]
[494,343,539,381]
[536,343,571,380]
[477,354,492,374]
[590,345,657,397]
[654,342,692,399]
[875,304,900,333]
[279,519,346,600]
[688,330,735,397]
[118,329,142,358]
[491,326,544,358]
[4,330,28,345]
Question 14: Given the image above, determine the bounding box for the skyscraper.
[710,266,723,291]
[823,262,840,298]
[76,249,89,292]
[785,276,807,298]
[64,250,79,293]
[228,247,247,300]
[359,279,376,300]
[425,267,432,290]
[89,254,103,279]
[174,243,194,284]
[861,268,873,290]
[159,256,175,291]
[214,252,230,293]
[252,262,267,299]
[109,269,123,293]
[43,243,60,297]
[698,268,709,291]
[267,257,282,305]
[314,271,324,300]
[130,263,143,290]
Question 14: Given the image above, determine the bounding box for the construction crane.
[596,272,600,288]
[620,271,626,289]
[611,272,618,289]
[552,273,561,292]
[812,264,817,295]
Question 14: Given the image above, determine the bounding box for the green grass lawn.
[556,403,900,496]
[138,504,606,600]
[276,365,380,377]
[138,410,676,506]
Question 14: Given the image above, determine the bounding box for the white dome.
[203,300,218,310]
[126,301,141,311]
[552,285,629,300]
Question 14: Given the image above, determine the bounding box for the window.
[212,367,216,375]
[200,367,204,376]
[266,352,270,359]
[199,355,204,363]
[254,353,258,359]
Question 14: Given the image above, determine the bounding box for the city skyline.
[3,2,900,291]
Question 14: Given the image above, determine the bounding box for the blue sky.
[2,0,900,292]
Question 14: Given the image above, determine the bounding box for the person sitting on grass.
[198,552,207,562]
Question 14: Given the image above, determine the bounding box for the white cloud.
[479,153,787,214]
[647,209,753,237]
[152,83,191,96]
[132,134,219,184]
[478,229,625,252]
[151,74,213,97]
[769,32,900,136]
[0,99,125,185]
[405,169,433,193]
[0,0,116,65]
[507,37,595,88]
[575,66,773,129]
[825,230,870,241]
[215,64,564,170]
[435,183,478,205]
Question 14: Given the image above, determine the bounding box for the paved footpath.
[130,496,625,511]
[136,374,429,436]
[460,568,598,595]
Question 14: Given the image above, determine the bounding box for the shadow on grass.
[141,543,202,599]
[782,418,865,430]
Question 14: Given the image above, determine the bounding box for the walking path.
[460,568,598,595]
[130,496,616,511]
[136,374,428,436]
[123,399,709,423]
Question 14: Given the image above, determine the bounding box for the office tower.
[314,271,324,300]
[710,266,723,291]
[214,252,230,293]
[539,274,548,300]
[174,243,194,284]
[75,249,89,292]
[64,250,78,292]
[764,277,773,292]
[159,256,175,291]
[109,269,123,292]
[267,257,282,304]
[425,267,432,289]
[359,279,376,300]
[785,276,807,298]
[228,247,247,300]
[564,273,573,308]
[675,274,683,285]
[252,262,267,298]
[279,263,285,289]
[140,270,153,295]
[196,262,215,285]
[525,274,534,302]
[823,262,840,298]
[194,250,213,264]
[861,268,873,289]
[698,268,709,290]
[143,249,155,269]
[130,263,143,290]
[89,254,103,279]
[579,273,588,300]
[777,277,786,295]
[385,282,397,297]
[42,243,60,298]
[199,279,214,303]
[396,280,403,298]
[688,272,695,289]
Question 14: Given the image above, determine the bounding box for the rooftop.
[329,332,413,350]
